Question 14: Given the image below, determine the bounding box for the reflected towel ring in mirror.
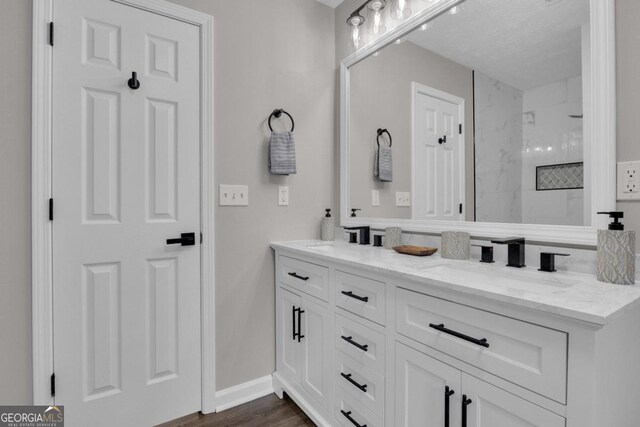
[268,109,295,132]
[377,128,392,147]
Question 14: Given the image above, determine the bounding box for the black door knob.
[166,232,196,246]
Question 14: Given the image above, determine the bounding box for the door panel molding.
[31,0,216,413]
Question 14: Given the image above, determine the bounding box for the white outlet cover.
[396,191,411,207]
[372,190,380,206]
[219,184,249,206]
[617,161,640,200]
[278,186,289,206]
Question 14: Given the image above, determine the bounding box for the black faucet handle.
[539,252,570,273]
[471,244,494,263]
[350,208,362,217]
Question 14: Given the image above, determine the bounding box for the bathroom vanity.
[272,241,640,427]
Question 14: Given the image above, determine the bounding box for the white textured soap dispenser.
[597,211,635,285]
[321,209,334,241]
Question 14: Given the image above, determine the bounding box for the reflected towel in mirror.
[374,145,392,182]
[269,131,297,175]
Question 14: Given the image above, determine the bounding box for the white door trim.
[410,82,466,221]
[31,0,217,413]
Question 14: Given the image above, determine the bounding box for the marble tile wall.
[521,76,584,225]
[474,72,523,223]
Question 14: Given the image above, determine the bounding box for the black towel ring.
[268,109,295,132]
[376,128,392,147]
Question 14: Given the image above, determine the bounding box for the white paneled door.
[413,87,464,221]
[52,0,201,425]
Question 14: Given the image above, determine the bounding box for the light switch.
[372,190,380,206]
[219,185,249,206]
[396,191,411,207]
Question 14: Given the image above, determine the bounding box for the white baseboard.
[214,375,274,412]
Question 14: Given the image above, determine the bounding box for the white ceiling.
[314,0,345,8]
[406,0,589,90]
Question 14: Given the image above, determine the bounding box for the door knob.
[166,232,196,246]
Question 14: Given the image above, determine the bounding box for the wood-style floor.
[158,393,315,427]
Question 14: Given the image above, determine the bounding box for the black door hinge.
[200,232,203,244]
[49,22,54,46]
[459,203,463,214]
[459,123,462,134]
[50,373,55,397]
[49,198,54,221]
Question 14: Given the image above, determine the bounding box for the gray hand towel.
[269,131,297,175]
[377,146,392,182]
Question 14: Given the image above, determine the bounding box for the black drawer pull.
[462,395,472,427]
[429,323,489,348]
[288,272,309,281]
[341,290,369,302]
[341,410,367,427]
[444,386,455,427]
[341,335,368,352]
[340,372,368,392]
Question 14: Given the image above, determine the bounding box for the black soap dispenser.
[596,211,635,285]
[321,209,334,241]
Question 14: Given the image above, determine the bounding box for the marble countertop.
[271,240,640,326]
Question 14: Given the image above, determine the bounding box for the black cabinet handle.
[340,410,367,427]
[444,386,455,427]
[166,232,196,246]
[297,308,305,342]
[340,372,368,392]
[429,323,489,348]
[341,290,369,303]
[341,335,368,352]
[292,306,298,341]
[462,395,472,427]
[288,272,309,281]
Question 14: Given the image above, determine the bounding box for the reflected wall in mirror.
[348,0,590,227]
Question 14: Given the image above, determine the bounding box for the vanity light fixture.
[390,0,412,20]
[346,0,388,48]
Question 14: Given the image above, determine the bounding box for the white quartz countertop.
[271,240,640,326]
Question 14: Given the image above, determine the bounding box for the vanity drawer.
[278,255,329,302]
[396,288,568,403]
[336,314,386,375]
[336,270,386,325]
[335,386,383,427]
[336,351,385,419]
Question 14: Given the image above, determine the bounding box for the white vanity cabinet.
[272,242,640,427]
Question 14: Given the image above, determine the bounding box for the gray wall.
[348,41,473,219]
[1,0,640,406]
[0,0,32,404]
[167,0,335,390]
[616,0,640,252]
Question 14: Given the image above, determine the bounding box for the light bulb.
[352,24,361,48]
[367,1,386,36]
[392,0,411,20]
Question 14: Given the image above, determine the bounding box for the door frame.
[31,0,217,413]
[411,82,466,221]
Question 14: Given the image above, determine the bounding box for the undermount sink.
[423,262,579,288]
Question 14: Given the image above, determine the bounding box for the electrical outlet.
[396,191,411,207]
[278,186,289,206]
[219,185,249,206]
[372,190,380,206]
[617,161,640,200]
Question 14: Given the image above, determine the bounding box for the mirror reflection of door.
[413,85,464,221]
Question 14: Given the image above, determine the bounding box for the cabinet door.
[396,343,462,427]
[462,374,565,427]
[278,287,302,385]
[300,295,332,410]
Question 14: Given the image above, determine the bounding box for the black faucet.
[491,237,526,268]
[345,226,371,245]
